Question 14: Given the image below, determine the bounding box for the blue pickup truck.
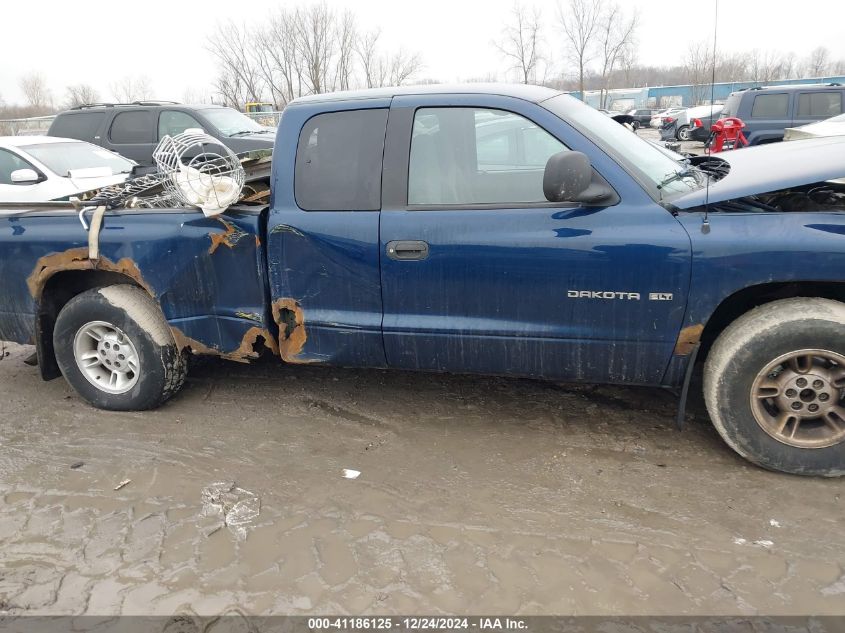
[2,84,845,476]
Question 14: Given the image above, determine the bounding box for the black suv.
[720,83,845,145]
[48,101,275,165]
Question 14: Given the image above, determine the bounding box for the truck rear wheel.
[704,298,845,476]
[53,285,186,411]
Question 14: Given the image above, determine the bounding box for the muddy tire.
[704,298,845,476]
[53,285,187,411]
[676,124,691,141]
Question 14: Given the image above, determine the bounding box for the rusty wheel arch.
[33,267,151,381]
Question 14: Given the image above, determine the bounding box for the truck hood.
[670,136,845,210]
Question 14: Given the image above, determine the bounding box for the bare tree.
[683,41,716,104]
[19,72,51,108]
[355,29,421,88]
[110,75,154,102]
[805,46,830,77]
[207,5,422,102]
[355,29,382,89]
[213,68,245,109]
[388,50,422,86]
[495,3,544,84]
[595,3,638,108]
[65,83,100,108]
[257,8,306,106]
[334,10,357,91]
[207,22,265,105]
[294,3,336,94]
[558,0,601,100]
[182,86,214,104]
[619,43,637,87]
[747,49,787,84]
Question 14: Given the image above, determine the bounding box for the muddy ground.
[0,341,843,616]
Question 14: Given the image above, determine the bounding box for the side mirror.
[543,151,592,202]
[543,151,617,205]
[10,168,40,184]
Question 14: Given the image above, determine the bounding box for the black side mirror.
[543,151,592,203]
[543,151,617,205]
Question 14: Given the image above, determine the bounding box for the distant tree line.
[502,0,845,105]
[3,0,844,118]
[206,3,422,109]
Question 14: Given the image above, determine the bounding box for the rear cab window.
[49,112,104,141]
[294,109,388,211]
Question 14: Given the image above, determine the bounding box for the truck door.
[378,95,692,384]
[265,103,390,367]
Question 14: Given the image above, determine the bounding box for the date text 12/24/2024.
[308,618,528,631]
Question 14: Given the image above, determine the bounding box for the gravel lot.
[0,340,843,616]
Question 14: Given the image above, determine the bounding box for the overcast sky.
[1,0,843,105]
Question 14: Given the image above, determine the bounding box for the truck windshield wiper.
[657,166,706,200]
[229,130,258,137]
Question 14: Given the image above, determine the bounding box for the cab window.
[408,107,568,206]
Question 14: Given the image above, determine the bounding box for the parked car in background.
[650,107,685,128]
[721,83,845,145]
[674,104,724,140]
[0,136,133,202]
[784,112,845,141]
[48,101,275,166]
[688,106,729,142]
[627,108,657,128]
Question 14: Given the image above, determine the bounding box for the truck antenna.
[702,0,718,234]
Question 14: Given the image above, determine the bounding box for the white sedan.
[0,136,134,203]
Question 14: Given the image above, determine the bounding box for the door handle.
[386,240,429,261]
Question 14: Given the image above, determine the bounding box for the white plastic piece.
[342,469,361,479]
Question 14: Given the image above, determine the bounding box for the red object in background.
[707,117,749,153]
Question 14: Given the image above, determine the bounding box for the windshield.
[202,107,265,136]
[544,94,703,199]
[23,142,134,176]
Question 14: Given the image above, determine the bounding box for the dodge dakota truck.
[2,84,845,476]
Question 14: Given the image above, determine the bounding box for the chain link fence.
[243,111,283,127]
[0,115,56,136]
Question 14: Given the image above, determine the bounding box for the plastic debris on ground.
[200,481,261,540]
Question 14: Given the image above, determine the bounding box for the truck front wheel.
[53,285,187,411]
[704,298,845,476]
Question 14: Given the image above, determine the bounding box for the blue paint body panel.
[0,208,271,357]
[676,210,845,328]
[2,85,845,391]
